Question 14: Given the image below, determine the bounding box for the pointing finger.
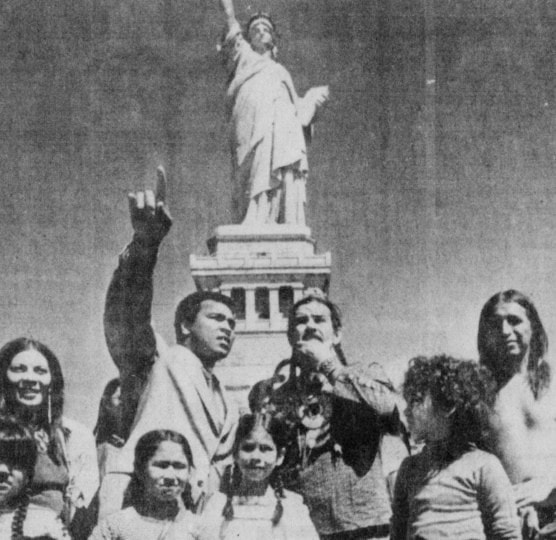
[144,189,156,210]
[135,191,145,210]
[156,165,167,203]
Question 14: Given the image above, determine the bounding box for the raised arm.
[294,340,398,418]
[103,167,172,437]
[218,0,239,33]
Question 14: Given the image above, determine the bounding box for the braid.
[11,493,29,540]
[270,470,284,526]
[181,481,194,511]
[222,464,241,522]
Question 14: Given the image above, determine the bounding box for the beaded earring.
[47,389,52,426]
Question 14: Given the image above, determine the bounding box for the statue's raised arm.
[216,0,329,226]
[218,0,239,33]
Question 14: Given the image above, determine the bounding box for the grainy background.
[0,0,554,425]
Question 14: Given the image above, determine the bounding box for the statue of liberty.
[217,0,329,225]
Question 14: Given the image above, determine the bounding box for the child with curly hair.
[198,413,318,539]
[391,355,521,540]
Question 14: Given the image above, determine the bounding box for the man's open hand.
[294,339,337,372]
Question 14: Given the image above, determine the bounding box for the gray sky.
[0,0,554,425]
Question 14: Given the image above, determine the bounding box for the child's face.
[0,460,28,506]
[236,426,284,487]
[140,441,190,503]
[405,392,450,444]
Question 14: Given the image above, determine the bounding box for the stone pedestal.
[189,224,331,410]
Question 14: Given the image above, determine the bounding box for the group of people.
[4,177,556,540]
[2,3,556,540]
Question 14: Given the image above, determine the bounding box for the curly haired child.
[391,355,521,540]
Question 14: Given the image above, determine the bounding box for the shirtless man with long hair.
[478,290,556,536]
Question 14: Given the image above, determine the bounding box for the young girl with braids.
[391,355,521,540]
[0,416,69,539]
[90,429,198,540]
[198,413,318,540]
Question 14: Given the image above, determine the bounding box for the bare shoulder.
[490,373,556,482]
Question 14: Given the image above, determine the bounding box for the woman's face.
[6,349,52,409]
[141,441,190,503]
[0,459,28,506]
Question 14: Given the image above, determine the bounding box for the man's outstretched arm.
[104,167,173,437]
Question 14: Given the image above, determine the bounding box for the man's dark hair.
[174,291,236,344]
[478,289,550,398]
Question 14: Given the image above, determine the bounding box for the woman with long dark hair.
[0,337,98,532]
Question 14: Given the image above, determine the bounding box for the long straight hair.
[478,290,550,398]
[0,338,67,465]
[93,378,122,445]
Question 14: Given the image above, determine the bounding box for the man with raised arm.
[217,0,329,225]
[250,294,407,539]
[99,168,238,517]
[478,290,556,537]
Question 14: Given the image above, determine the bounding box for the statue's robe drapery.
[224,27,308,222]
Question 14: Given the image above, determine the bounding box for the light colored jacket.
[61,416,99,515]
[115,344,238,495]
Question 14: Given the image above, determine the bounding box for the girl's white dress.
[89,506,199,540]
[198,487,319,540]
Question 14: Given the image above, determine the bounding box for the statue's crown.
[247,12,276,34]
